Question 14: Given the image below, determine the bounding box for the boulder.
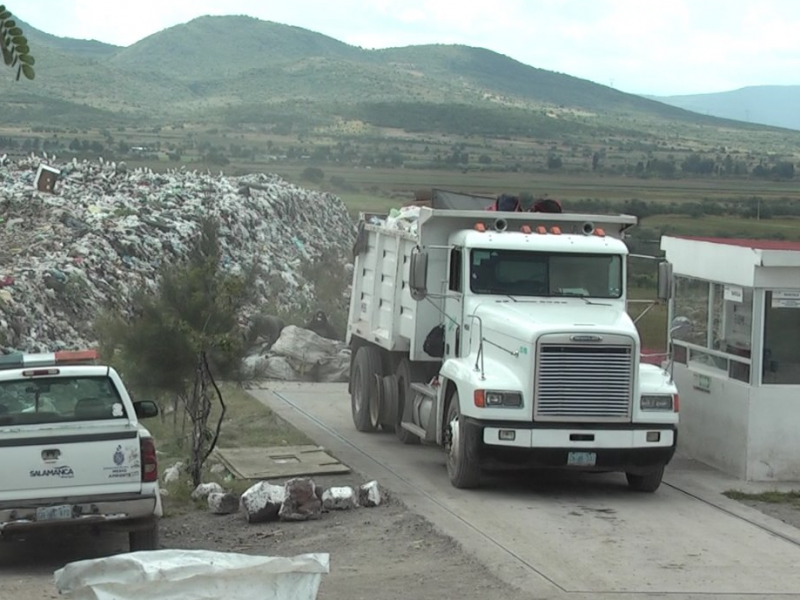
[279,478,322,521]
[240,481,286,523]
[315,349,351,383]
[262,356,301,381]
[208,492,240,515]
[191,482,224,501]
[270,326,341,366]
[321,486,357,511]
[162,462,184,484]
[358,480,382,507]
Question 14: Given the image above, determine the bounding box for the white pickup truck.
[0,350,162,551]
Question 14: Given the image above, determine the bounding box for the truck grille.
[535,343,633,422]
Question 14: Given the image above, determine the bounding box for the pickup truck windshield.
[470,249,623,298]
[0,376,128,426]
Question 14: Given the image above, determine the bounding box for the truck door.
[444,247,464,358]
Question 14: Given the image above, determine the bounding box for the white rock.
[191,482,224,500]
[270,326,341,365]
[209,463,227,475]
[359,480,382,507]
[208,492,239,515]
[322,486,357,511]
[240,481,286,523]
[262,356,301,381]
[163,464,182,484]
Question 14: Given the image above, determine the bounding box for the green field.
[643,214,800,241]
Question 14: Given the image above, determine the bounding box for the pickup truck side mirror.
[409,250,429,301]
[133,400,159,420]
[657,261,673,301]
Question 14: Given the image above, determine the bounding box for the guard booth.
[661,236,800,481]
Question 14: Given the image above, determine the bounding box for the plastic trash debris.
[54,550,329,600]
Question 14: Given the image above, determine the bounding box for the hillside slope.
[647,86,800,131]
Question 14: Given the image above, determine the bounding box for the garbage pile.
[0,156,357,354]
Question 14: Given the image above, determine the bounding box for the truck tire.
[445,392,481,489]
[351,346,383,432]
[394,359,421,445]
[129,521,159,552]
[626,466,665,493]
[379,375,397,433]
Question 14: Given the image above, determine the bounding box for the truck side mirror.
[134,401,159,419]
[657,262,673,301]
[409,250,429,301]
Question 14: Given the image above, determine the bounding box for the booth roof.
[676,236,800,252]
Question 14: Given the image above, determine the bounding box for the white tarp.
[54,550,329,600]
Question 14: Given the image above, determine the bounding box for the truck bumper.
[0,493,159,535]
[466,418,677,473]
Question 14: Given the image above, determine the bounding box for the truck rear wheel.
[445,392,481,489]
[129,521,159,552]
[351,346,383,432]
[626,466,665,493]
[395,359,421,445]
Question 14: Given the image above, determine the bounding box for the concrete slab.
[249,382,800,599]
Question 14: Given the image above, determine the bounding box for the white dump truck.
[346,190,679,492]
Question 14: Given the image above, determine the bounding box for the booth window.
[763,291,800,384]
[672,276,752,383]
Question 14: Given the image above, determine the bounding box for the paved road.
[251,382,800,600]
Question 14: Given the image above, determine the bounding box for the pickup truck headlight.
[476,390,523,407]
[640,394,675,411]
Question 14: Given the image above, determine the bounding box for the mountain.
[647,86,800,131]
[7,15,797,145]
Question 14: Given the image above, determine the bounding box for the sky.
[16,0,800,96]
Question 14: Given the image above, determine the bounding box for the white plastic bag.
[54,550,329,600]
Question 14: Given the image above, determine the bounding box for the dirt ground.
[738,500,800,531]
[0,475,528,600]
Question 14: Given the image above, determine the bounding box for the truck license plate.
[35,505,73,522]
[567,451,596,466]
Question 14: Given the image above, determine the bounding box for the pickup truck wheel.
[626,466,665,493]
[394,359,421,445]
[445,392,481,489]
[129,521,159,552]
[351,346,382,432]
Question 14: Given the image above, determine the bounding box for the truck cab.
[347,191,678,492]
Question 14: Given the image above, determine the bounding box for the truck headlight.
[640,395,674,411]
[479,391,523,407]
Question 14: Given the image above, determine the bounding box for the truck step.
[410,382,437,398]
[400,421,427,440]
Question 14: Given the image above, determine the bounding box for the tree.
[0,5,35,80]
[547,155,563,169]
[95,218,255,486]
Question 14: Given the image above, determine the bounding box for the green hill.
[6,14,799,151]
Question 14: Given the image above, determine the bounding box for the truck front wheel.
[351,346,382,432]
[445,392,481,489]
[626,466,665,493]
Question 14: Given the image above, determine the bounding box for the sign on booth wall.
[724,285,744,303]
[772,290,800,309]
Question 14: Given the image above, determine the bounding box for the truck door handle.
[42,448,61,460]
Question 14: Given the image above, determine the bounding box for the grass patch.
[724,490,800,507]
[145,384,313,514]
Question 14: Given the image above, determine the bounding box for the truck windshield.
[0,376,128,426]
[470,249,623,298]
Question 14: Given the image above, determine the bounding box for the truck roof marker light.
[54,349,100,365]
[475,222,487,232]
[550,226,561,235]
[594,228,606,237]
[520,225,532,234]
[474,390,486,407]
[535,226,547,235]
